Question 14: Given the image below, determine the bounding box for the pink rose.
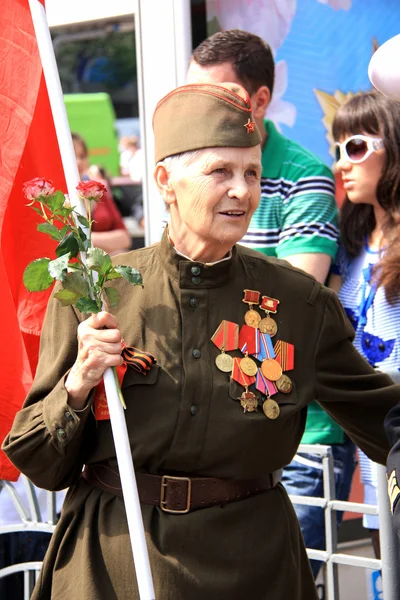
[76,180,107,202]
[23,178,55,201]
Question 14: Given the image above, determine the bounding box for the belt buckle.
[160,475,192,514]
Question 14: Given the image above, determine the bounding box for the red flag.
[0,0,66,480]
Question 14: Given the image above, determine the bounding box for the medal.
[259,295,280,337]
[276,374,293,394]
[232,357,256,387]
[263,398,280,419]
[258,316,278,336]
[261,358,282,381]
[211,320,239,373]
[240,354,258,377]
[242,289,261,328]
[215,352,234,373]
[274,340,295,372]
[240,388,259,413]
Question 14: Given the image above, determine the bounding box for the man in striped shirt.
[187,29,339,283]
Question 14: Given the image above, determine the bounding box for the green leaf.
[56,232,79,258]
[23,258,54,292]
[45,190,65,211]
[77,214,90,228]
[48,254,69,281]
[57,206,74,218]
[115,265,143,286]
[62,272,90,297]
[105,269,123,281]
[37,222,62,241]
[76,296,101,314]
[104,286,120,308]
[54,288,79,306]
[87,247,112,275]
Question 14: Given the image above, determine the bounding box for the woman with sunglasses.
[330,90,400,558]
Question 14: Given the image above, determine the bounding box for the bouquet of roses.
[22,177,143,407]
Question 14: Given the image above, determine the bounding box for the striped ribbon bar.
[211,320,239,351]
[239,324,259,355]
[274,340,295,371]
[232,357,256,387]
[255,369,278,397]
[260,295,280,314]
[255,332,275,362]
[122,345,157,374]
[242,289,260,305]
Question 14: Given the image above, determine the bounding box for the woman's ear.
[154,163,176,206]
[251,86,271,119]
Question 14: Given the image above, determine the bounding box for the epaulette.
[388,470,400,514]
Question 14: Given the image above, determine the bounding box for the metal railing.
[0,477,59,599]
[289,444,400,600]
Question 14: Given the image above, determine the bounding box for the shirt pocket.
[228,377,298,413]
[121,363,160,390]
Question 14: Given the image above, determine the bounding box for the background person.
[72,133,131,255]
[3,83,399,600]
[329,90,400,558]
[187,28,353,578]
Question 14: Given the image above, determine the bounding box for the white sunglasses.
[335,134,384,164]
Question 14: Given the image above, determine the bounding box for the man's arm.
[284,253,331,283]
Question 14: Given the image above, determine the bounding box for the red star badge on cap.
[244,118,256,134]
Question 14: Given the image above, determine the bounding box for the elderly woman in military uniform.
[3,83,400,600]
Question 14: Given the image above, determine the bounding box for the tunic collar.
[158,228,236,288]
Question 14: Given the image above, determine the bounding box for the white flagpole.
[28,2,155,598]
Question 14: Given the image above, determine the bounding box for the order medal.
[240,355,258,377]
[240,390,259,413]
[259,295,280,337]
[258,316,278,336]
[211,320,239,373]
[276,374,293,394]
[263,398,280,419]
[261,358,282,382]
[242,289,261,328]
[215,352,234,373]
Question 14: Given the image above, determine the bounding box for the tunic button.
[189,297,198,308]
[65,411,73,421]
[57,428,66,440]
[191,265,201,276]
[190,405,198,416]
[192,276,201,285]
[192,348,201,359]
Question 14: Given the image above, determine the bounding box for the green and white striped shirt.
[241,120,339,260]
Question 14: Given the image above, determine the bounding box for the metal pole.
[377,464,400,600]
[27,3,155,598]
[323,448,340,600]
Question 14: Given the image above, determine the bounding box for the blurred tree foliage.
[55,30,136,93]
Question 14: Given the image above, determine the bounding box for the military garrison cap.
[153,83,261,163]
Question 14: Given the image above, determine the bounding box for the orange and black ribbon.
[121,344,157,374]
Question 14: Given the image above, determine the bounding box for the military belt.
[82,462,281,514]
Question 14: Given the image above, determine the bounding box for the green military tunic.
[3,232,399,600]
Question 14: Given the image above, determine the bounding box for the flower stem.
[112,366,126,409]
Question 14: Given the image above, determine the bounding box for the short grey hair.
[159,149,203,174]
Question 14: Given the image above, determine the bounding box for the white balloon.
[368,34,400,101]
